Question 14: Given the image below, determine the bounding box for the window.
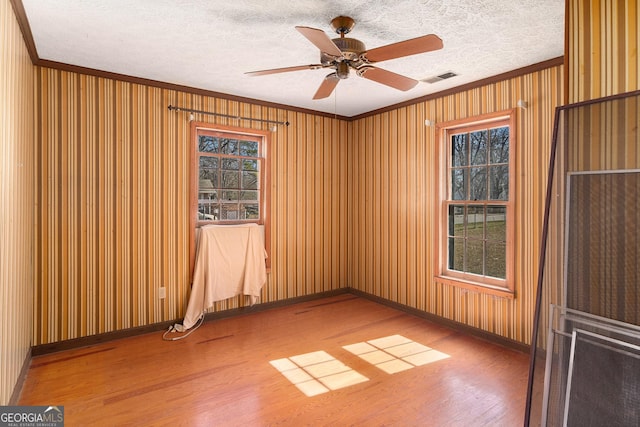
[190,122,270,269]
[193,125,267,225]
[437,112,515,296]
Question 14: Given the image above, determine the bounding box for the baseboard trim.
[9,348,31,405]
[31,320,177,356]
[347,288,530,353]
[31,288,349,356]
[31,287,527,356]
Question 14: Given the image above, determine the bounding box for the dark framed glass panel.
[486,242,506,279]
[199,136,219,153]
[451,169,468,200]
[489,165,509,200]
[469,130,488,166]
[489,126,509,164]
[239,140,259,157]
[466,238,484,275]
[470,167,487,200]
[451,134,469,167]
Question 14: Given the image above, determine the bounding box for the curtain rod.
[167,105,289,126]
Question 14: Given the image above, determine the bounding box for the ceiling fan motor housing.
[320,37,366,72]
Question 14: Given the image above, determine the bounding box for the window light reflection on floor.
[343,334,450,374]
[270,350,369,397]
[270,335,449,397]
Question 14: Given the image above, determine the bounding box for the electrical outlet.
[159,287,166,299]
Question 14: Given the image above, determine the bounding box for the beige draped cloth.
[182,224,267,329]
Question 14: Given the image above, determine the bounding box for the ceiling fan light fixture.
[336,62,350,79]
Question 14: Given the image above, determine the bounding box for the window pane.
[199,157,217,170]
[198,202,218,221]
[221,190,238,201]
[220,171,239,189]
[239,190,258,201]
[448,237,464,271]
[243,159,258,171]
[466,239,484,275]
[448,205,465,237]
[490,127,509,164]
[470,167,487,200]
[239,140,259,157]
[451,134,468,167]
[466,205,485,240]
[486,206,506,242]
[470,130,488,165]
[219,138,239,155]
[195,129,265,227]
[198,181,216,200]
[199,172,216,188]
[451,169,467,200]
[489,165,509,200]
[219,204,239,220]
[242,171,259,190]
[242,203,260,220]
[199,136,218,153]
[443,121,510,285]
[199,158,218,189]
[486,242,506,279]
[222,159,239,170]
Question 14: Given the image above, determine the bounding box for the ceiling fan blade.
[245,64,324,76]
[363,34,443,63]
[357,66,419,91]
[313,74,340,99]
[296,26,343,57]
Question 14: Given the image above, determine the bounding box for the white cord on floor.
[162,313,205,341]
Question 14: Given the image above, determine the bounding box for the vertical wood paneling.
[23,29,569,354]
[1,0,35,404]
[569,0,640,103]
[349,66,564,344]
[35,68,349,345]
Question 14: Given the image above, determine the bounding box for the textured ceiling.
[21,0,564,117]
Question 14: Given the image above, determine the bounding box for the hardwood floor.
[19,294,529,426]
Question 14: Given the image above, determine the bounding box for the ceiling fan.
[245,16,443,100]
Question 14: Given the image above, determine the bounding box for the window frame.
[189,121,271,274]
[435,110,516,298]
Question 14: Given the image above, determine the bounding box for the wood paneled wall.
[1,0,35,405]
[34,64,562,347]
[349,66,564,344]
[568,0,639,103]
[34,69,349,345]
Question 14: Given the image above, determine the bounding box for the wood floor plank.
[19,294,529,426]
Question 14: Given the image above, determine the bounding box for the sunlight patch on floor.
[343,334,450,374]
[271,335,449,396]
[270,350,369,397]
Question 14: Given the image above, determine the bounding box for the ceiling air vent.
[422,71,458,84]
